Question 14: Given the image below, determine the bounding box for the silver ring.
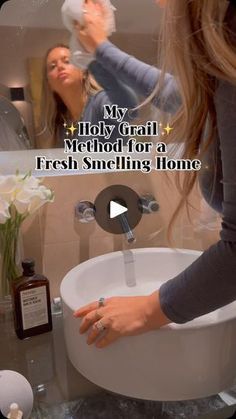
[95,320,106,332]
[82,8,88,14]
[98,297,105,307]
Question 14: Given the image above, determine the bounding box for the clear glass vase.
[0,218,22,300]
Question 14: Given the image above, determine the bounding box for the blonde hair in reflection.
[153,0,236,238]
[38,44,101,145]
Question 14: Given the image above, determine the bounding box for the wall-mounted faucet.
[75,201,95,223]
[117,210,136,244]
[74,193,159,244]
[139,194,160,214]
[118,194,159,243]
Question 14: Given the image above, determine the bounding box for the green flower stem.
[0,208,25,297]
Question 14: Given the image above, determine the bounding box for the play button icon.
[110,200,127,219]
[94,185,142,235]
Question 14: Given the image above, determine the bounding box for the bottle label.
[20,286,49,330]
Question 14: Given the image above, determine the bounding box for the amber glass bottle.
[12,259,52,339]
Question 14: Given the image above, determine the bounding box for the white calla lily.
[0,172,54,297]
[21,175,41,190]
[0,175,19,203]
[0,197,10,224]
[0,173,53,220]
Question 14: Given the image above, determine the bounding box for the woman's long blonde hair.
[38,44,101,144]
[156,0,236,236]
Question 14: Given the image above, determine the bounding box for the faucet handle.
[139,194,159,214]
[75,201,95,223]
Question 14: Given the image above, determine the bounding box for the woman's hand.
[73,291,171,348]
[74,0,108,54]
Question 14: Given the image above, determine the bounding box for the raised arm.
[95,41,181,115]
[88,59,138,118]
[75,0,181,115]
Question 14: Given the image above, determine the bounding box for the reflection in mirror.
[0,95,30,150]
[0,0,69,151]
[0,0,161,162]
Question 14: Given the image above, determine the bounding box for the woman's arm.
[75,0,181,115]
[88,60,138,114]
[90,44,236,323]
[159,78,236,323]
[86,61,139,144]
[95,41,181,115]
[75,78,236,349]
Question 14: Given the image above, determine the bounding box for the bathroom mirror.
[0,96,31,151]
[0,0,161,174]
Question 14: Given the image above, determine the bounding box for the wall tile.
[43,241,80,298]
[21,172,219,297]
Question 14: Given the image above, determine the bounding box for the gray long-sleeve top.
[86,60,138,131]
[56,62,137,146]
[94,3,236,323]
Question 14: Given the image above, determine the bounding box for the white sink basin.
[60,248,236,401]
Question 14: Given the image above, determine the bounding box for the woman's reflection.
[36,44,137,149]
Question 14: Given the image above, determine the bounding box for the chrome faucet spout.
[118,213,136,244]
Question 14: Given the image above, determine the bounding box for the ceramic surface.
[60,248,236,401]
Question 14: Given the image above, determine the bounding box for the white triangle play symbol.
[110,200,128,219]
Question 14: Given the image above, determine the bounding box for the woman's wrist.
[92,37,108,53]
[146,290,172,330]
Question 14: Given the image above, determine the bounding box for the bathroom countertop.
[1,306,236,419]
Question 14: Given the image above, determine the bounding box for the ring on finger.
[98,297,105,308]
[95,320,106,332]
[82,8,88,13]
